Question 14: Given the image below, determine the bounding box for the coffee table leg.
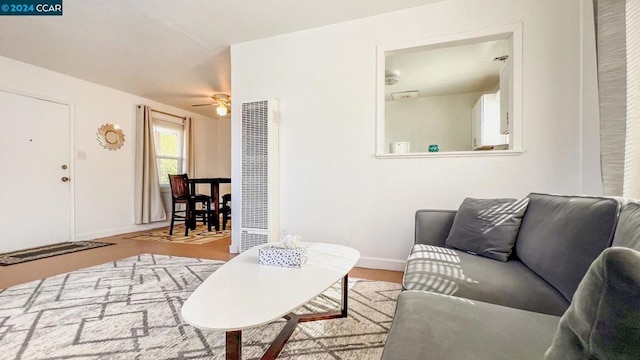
[341,274,348,317]
[261,274,349,360]
[226,330,241,360]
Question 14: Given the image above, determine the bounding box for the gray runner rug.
[0,254,401,359]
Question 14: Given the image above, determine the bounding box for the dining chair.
[168,174,212,236]
[220,193,231,230]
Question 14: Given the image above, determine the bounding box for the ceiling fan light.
[216,103,228,116]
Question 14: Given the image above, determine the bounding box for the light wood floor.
[0,229,404,289]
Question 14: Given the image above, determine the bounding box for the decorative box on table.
[258,245,308,268]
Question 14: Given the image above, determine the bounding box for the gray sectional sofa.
[382,193,640,360]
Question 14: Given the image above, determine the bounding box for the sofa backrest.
[515,193,620,302]
[612,201,640,251]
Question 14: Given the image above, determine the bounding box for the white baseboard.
[229,244,239,253]
[356,256,406,272]
[74,221,171,241]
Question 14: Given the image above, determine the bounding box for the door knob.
[61,177,70,182]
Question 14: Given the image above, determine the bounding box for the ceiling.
[385,38,510,100]
[0,0,444,119]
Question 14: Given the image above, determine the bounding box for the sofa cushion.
[382,290,560,360]
[445,197,529,261]
[403,244,569,315]
[515,193,620,302]
[612,201,640,250]
[544,247,640,359]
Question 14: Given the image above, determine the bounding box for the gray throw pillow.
[445,197,529,261]
[544,247,640,359]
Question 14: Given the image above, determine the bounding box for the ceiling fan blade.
[192,103,215,107]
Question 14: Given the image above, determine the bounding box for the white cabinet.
[471,93,508,149]
[499,60,513,134]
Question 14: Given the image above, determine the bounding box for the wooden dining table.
[188,177,231,231]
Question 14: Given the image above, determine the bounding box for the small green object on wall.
[428,144,439,152]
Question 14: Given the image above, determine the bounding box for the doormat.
[0,241,114,266]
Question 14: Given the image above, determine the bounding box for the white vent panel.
[239,99,279,252]
[241,101,269,230]
[240,231,269,252]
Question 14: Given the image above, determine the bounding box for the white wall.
[0,55,231,240]
[231,0,589,270]
[385,92,486,152]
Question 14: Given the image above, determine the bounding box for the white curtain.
[184,117,196,177]
[624,1,640,198]
[594,0,640,197]
[594,0,627,196]
[134,105,167,224]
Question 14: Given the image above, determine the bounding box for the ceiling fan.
[192,93,231,117]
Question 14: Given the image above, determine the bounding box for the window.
[376,23,523,158]
[154,120,184,185]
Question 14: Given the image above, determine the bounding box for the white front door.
[0,90,71,253]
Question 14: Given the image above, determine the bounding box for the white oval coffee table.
[181,242,360,360]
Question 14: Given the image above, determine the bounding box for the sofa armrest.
[415,210,457,247]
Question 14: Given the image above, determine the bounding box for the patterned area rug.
[0,254,401,359]
[125,224,230,244]
[0,241,113,266]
